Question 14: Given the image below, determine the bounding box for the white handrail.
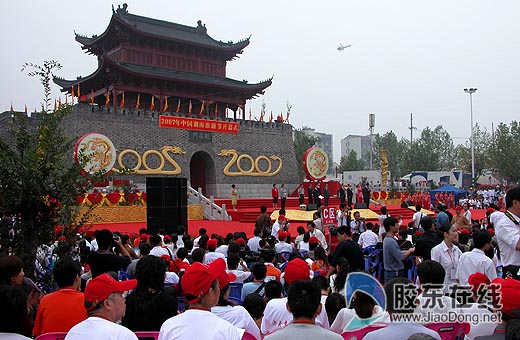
[188,186,231,220]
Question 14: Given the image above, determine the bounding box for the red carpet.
[91,220,256,238]
[90,207,490,238]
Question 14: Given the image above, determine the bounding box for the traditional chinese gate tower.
[49,4,299,199]
[54,3,271,116]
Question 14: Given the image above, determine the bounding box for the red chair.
[35,333,67,340]
[341,325,385,340]
[134,331,160,340]
[424,322,470,340]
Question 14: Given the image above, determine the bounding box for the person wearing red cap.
[457,230,497,286]
[211,260,261,340]
[275,231,294,255]
[307,221,327,251]
[204,238,226,265]
[159,258,244,340]
[64,273,138,340]
[262,258,328,336]
[495,186,520,280]
[462,273,498,340]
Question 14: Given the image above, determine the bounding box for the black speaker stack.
[146,177,188,235]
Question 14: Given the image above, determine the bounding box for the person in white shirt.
[275,231,294,254]
[204,238,226,265]
[457,230,497,285]
[463,203,472,223]
[357,222,379,249]
[337,204,348,227]
[65,274,138,340]
[307,221,327,251]
[193,228,207,248]
[363,277,441,340]
[271,216,284,240]
[377,207,390,241]
[148,235,169,258]
[430,224,462,293]
[412,204,424,229]
[247,228,262,253]
[261,259,327,336]
[495,186,520,280]
[294,226,306,249]
[159,259,244,340]
[226,253,251,284]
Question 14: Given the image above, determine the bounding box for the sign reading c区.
[321,206,336,226]
[159,115,239,134]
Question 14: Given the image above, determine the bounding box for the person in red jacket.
[272,184,279,209]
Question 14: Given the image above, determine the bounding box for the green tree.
[488,121,520,184]
[0,61,102,277]
[339,150,365,171]
[293,128,318,180]
[401,125,455,173]
[373,131,404,180]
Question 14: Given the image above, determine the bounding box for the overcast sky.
[2,1,519,162]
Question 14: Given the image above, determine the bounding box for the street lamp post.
[463,88,477,182]
[369,114,375,170]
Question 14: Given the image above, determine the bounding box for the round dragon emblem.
[302,146,329,180]
[73,133,116,175]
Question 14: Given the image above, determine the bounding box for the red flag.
[90,89,94,104]
[150,96,155,111]
[260,110,265,122]
[199,100,204,116]
[119,92,125,108]
[58,97,61,109]
[54,99,57,111]
[163,97,169,112]
[269,111,273,122]
[77,83,81,98]
[285,111,290,123]
[175,99,180,113]
[214,103,218,117]
[136,94,141,109]
[188,100,192,115]
[71,86,75,98]
[105,91,110,106]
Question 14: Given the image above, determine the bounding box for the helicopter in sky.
[337,44,351,51]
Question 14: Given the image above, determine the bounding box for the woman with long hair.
[330,257,349,296]
[211,268,261,340]
[311,246,330,274]
[122,256,178,331]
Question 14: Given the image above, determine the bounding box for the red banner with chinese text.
[159,115,239,134]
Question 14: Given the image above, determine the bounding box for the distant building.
[340,135,371,168]
[301,127,333,174]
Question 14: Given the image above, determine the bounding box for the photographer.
[87,229,131,278]
[349,211,365,242]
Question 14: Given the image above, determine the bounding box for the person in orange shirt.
[261,249,281,281]
[33,259,88,336]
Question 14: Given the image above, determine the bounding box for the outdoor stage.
[89,206,489,239]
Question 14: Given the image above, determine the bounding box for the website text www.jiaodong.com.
[392,311,502,325]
